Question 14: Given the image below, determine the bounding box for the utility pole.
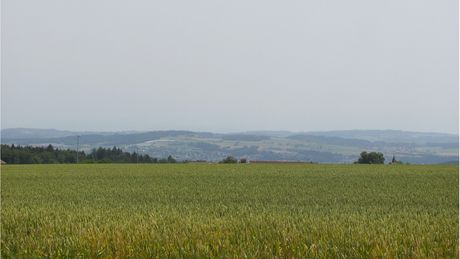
[136,147,139,164]
[76,135,80,164]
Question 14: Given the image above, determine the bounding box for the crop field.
[1,164,458,258]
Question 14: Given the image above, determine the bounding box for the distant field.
[1,164,458,258]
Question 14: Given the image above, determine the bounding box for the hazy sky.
[2,0,458,133]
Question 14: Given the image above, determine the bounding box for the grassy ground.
[1,164,458,258]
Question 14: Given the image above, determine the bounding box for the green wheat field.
[1,164,458,258]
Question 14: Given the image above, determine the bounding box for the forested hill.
[0,145,176,164]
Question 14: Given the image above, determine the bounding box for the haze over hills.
[1,128,458,164]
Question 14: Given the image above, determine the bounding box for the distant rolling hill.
[1,128,458,164]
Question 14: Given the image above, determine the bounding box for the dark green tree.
[355,151,385,164]
[220,156,238,164]
[389,155,403,164]
[167,155,177,163]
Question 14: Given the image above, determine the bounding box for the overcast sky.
[2,0,458,133]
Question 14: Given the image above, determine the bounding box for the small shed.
[0,160,6,165]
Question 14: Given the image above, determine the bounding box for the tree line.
[0,144,405,165]
[0,144,177,164]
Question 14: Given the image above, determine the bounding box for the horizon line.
[1,127,458,136]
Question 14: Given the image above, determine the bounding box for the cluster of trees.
[0,144,176,164]
[355,152,406,164]
[219,156,247,164]
[354,151,385,164]
[1,144,82,164]
[88,147,176,163]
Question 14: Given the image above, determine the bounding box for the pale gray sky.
[2,0,458,133]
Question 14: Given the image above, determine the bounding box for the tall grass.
[1,164,458,257]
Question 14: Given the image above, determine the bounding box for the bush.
[220,156,238,164]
